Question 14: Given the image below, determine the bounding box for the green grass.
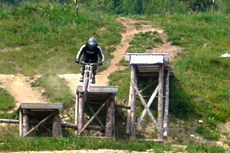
[30,73,73,110]
[0,1,230,152]
[144,13,230,139]
[126,31,163,53]
[0,87,15,111]
[0,1,122,75]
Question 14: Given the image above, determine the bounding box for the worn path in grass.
[0,17,180,109]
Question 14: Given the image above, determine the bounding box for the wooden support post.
[105,96,115,138]
[75,93,79,135]
[127,65,136,139]
[19,109,23,136]
[22,110,29,136]
[163,68,170,139]
[158,64,164,139]
[78,93,84,136]
[52,112,62,137]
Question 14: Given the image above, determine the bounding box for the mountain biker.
[75,37,104,84]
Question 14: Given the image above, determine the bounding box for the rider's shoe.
[91,77,96,84]
[79,77,84,82]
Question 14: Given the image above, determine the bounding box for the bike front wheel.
[84,78,89,102]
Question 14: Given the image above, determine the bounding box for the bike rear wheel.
[84,78,89,102]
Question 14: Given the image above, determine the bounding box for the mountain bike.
[80,62,99,102]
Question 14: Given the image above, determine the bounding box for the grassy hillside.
[0,1,230,152]
[149,13,230,139]
[0,2,122,75]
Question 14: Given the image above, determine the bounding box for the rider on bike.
[75,37,104,84]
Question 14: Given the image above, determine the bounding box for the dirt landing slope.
[0,74,47,109]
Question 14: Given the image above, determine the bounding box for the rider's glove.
[75,58,79,64]
[99,61,103,66]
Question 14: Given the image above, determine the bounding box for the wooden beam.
[78,93,84,136]
[137,85,159,128]
[163,68,170,139]
[19,109,23,136]
[127,65,136,139]
[22,110,29,136]
[17,103,63,111]
[131,81,162,139]
[0,119,19,123]
[87,103,105,129]
[52,113,62,137]
[61,123,104,132]
[105,97,115,138]
[139,80,157,93]
[75,93,79,135]
[80,102,106,135]
[32,117,52,134]
[23,111,57,137]
[114,103,130,109]
[158,65,164,139]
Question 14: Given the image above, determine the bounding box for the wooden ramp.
[17,103,63,137]
[125,53,174,141]
[75,86,118,138]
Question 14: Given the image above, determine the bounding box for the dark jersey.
[76,43,104,62]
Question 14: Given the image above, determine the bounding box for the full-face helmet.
[88,37,97,50]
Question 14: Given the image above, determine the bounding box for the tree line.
[1,0,230,14]
[83,0,229,14]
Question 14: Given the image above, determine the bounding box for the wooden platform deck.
[76,86,118,102]
[125,53,174,76]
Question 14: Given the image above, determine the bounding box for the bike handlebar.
[80,62,99,66]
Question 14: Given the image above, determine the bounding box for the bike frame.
[83,63,94,92]
[81,62,98,91]
[80,62,98,102]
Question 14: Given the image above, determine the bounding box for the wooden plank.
[80,102,106,135]
[17,103,63,110]
[125,53,169,63]
[163,68,170,139]
[0,119,18,123]
[158,65,164,139]
[77,86,118,94]
[137,85,159,128]
[138,139,164,142]
[131,81,162,139]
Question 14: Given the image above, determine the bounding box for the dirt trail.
[0,17,180,110]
